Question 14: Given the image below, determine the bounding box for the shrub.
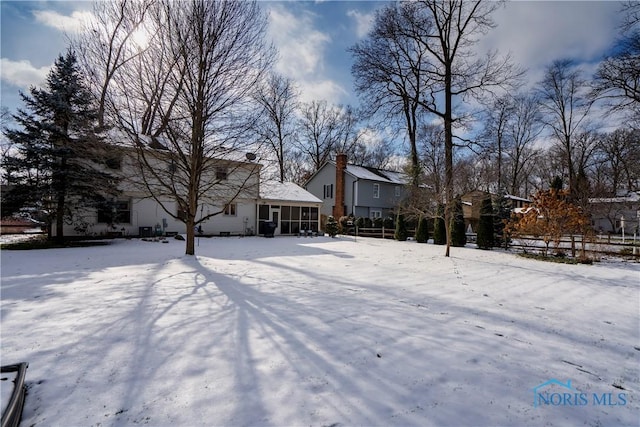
[493,193,512,249]
[325,215,339,237]
[433,205,446,245]
[505,189,590,257]
[415,215,429,243]
[373,217,383,228]
[339,215,354,233]
[476,197,495,249]
[395,214,408,241]
[450,198,467,247]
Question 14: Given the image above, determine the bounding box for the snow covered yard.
[1,236,638,427]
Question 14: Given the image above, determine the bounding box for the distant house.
[461,190,531,233]
[305,153,408,220]
[589,191,640,234]
[0,216,44,235]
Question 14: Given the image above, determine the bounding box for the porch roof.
[260,181,322,204]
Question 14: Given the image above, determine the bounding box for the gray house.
[305,153,408,219]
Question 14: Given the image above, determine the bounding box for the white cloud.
[0,58,50,88]
[32,9,92,34]
[482,1,620,82]
[297,79,348,105]
[268,6,330,76]
[346,9,374,39]
[267,5,347,105]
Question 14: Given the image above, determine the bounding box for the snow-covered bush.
[325,216,339,237]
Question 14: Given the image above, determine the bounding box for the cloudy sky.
[0,1,626,117]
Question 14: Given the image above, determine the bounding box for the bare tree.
[503,94,544,196]
[538,59,594,200]
[350,2,430,187]
[410,0,520,256]
[592,1,640,121]
[480,95,514,192]
[592,128,640,195]
[99,0,272,255]
[349,131,395,169]
[253,72,298,182]
[419,123,445,199]
[73,0,155,128]
[295,100,341,171]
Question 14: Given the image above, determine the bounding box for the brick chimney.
[333,153,347,218]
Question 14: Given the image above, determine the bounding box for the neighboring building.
[589,191,640,234]
[51,147,320,237]
[305,153,408,219]
[461,190,531,233]
[0,217,44,235]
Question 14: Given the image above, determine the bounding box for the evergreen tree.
[476,197,495,249]
[394,213,408,241]
[325,215,339,237]
[433,204,446,245]
[493,192,512,249]
[550,176,563,191]
[2,50,119,241]
[450,198,467,247]
[415,215,429,243]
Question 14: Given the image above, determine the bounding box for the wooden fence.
[341,227,640,259]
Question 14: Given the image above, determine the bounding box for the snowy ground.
[1,235,639,426]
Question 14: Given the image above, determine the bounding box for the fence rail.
[340,227,640,258]
[345,227,416,239]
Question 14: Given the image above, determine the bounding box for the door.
[271,209,280,236]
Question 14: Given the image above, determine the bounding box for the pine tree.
[394,213,408,241]
[450,198,467,247]
[415,215,429,243]
[493,192,512,249]
[433,204,446,245]
[325,215,339,237]
[2,50,119,242]
[476,197,494,249]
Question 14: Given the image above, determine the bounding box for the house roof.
[589,191,640,204]
[345,164,408,184]
[260,181,322,204]
[504,194,531,203]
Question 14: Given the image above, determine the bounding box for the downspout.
[352,178,359,216]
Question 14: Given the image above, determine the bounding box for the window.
[258,204,270,221]
[395,186,401,197]
[177,205,187,221]
[224,203,237,216]
[98,200,131,224]
[370,210,382,219]
[373,183,380,199]
[216,167,228,180]
[323,184,333,199]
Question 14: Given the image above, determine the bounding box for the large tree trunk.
[186,216,195,256]
[444,64,453,258]
[55,192,65,244]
